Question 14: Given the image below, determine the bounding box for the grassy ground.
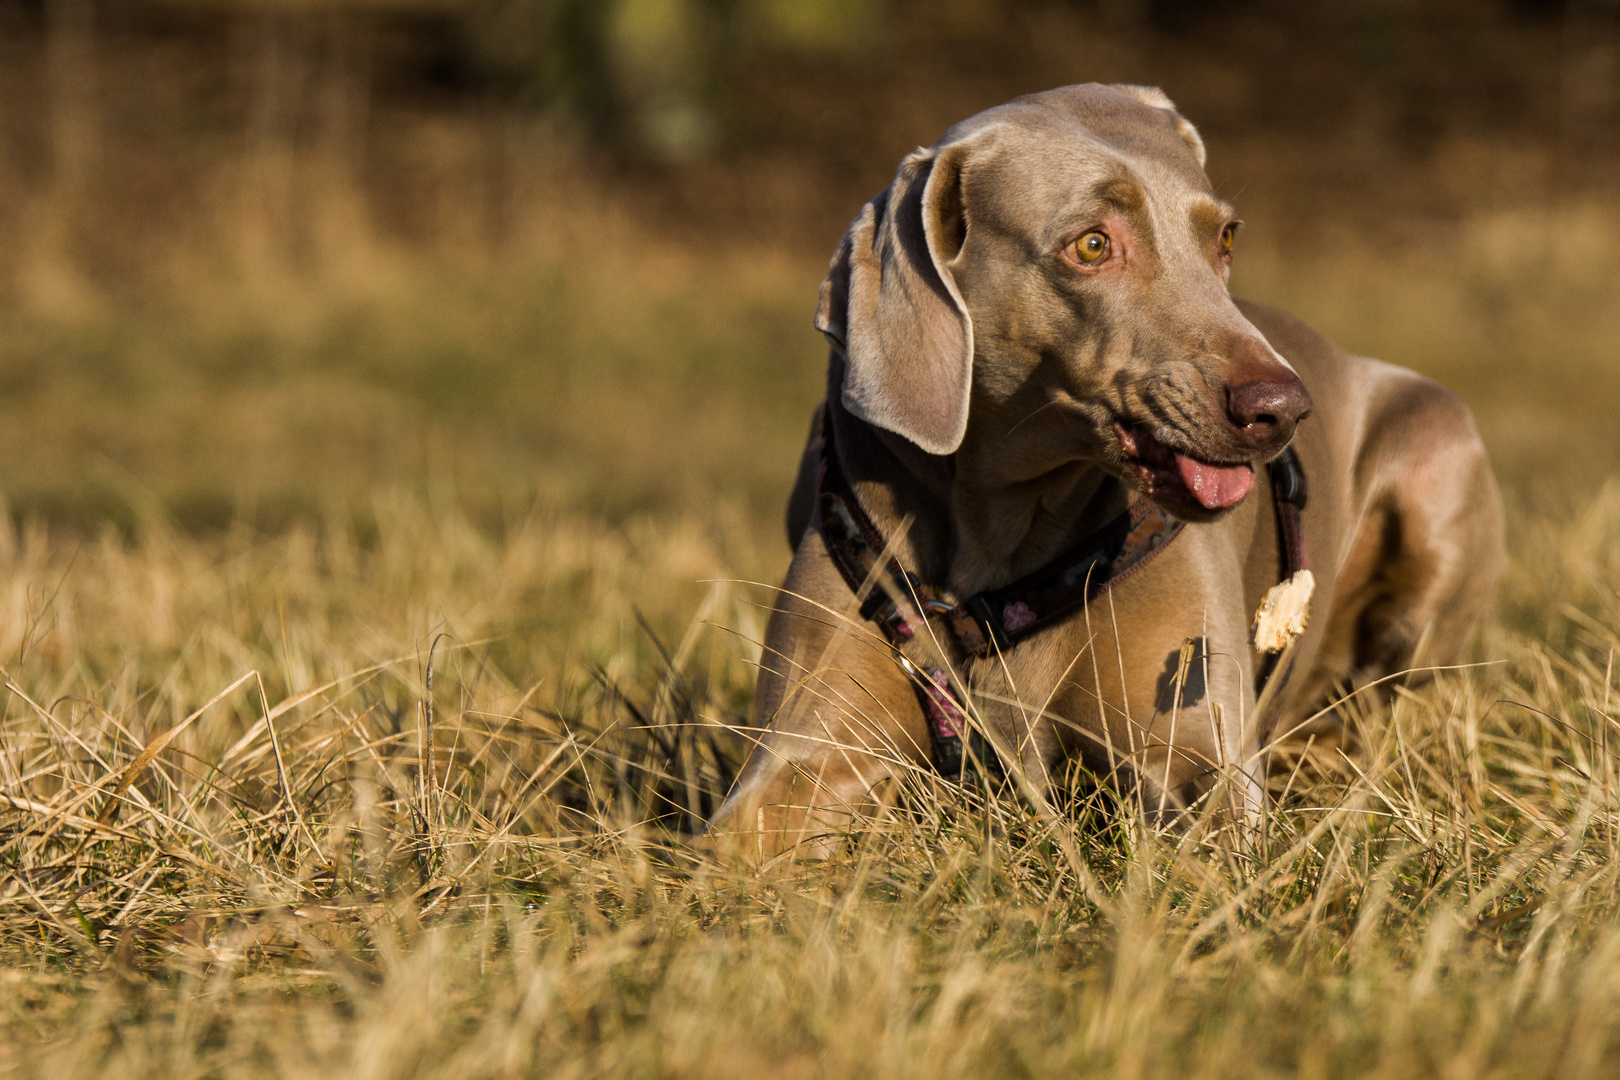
[5,15,1620,1072]
[2,458,1620,1078]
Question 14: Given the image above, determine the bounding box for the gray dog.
[711,84,1502,857]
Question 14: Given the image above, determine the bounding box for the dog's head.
[817,83,1310,521]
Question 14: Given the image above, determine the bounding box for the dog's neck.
[830,401,1132,598]
[950,445,1129,594]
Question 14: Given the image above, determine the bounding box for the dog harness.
[813,410,1308,779]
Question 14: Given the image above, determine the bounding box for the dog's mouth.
[1114,422,1255,513]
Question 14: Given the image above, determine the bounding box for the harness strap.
[961,500,1183,654]
[817,416,1184,662]
[816,414,1180,780]
[1254,446,1310,697]
[812,408,1309,778]
[1269,446,1308,580]
[814,429,994,779]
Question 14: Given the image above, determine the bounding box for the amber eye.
[1219,223,1237,258]
[1072,231,1109,264]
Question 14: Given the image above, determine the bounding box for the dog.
[710,84,1503,857]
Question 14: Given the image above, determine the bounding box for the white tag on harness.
[1253,569,1315,653]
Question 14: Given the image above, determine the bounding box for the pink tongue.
[1174,454,1254,510]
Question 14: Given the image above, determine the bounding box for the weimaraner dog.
[711,84,1502,857]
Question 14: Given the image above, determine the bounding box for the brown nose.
[1226,378,1312,448]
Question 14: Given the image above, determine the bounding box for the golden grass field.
[5,4,1620,1076]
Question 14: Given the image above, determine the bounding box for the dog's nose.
[1226,378,1312,448]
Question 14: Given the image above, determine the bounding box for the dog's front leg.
[708,538,933,861]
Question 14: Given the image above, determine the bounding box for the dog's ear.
[815,141,976,457]
[1112,84,1206,167]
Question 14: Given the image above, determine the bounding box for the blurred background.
[0,0,1616,539]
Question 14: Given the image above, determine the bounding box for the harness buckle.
[964,594,1009,654]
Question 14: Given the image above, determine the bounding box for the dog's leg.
[708,533,932,860]
[1300,377,1503,732]
[1010,553,1267,834]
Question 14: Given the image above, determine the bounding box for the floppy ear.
[815,141,975,457]
[1112,83,1206,167]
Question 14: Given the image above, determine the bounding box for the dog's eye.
[1219,223,1237,258]
[1073,231,1109,264]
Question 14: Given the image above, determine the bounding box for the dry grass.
[2,467,1620,1077]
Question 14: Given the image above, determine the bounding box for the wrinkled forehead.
[950,89,1228,246]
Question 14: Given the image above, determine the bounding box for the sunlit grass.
[0,470,1618,1076]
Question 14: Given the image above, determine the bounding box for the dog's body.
[711,85,1502,856]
